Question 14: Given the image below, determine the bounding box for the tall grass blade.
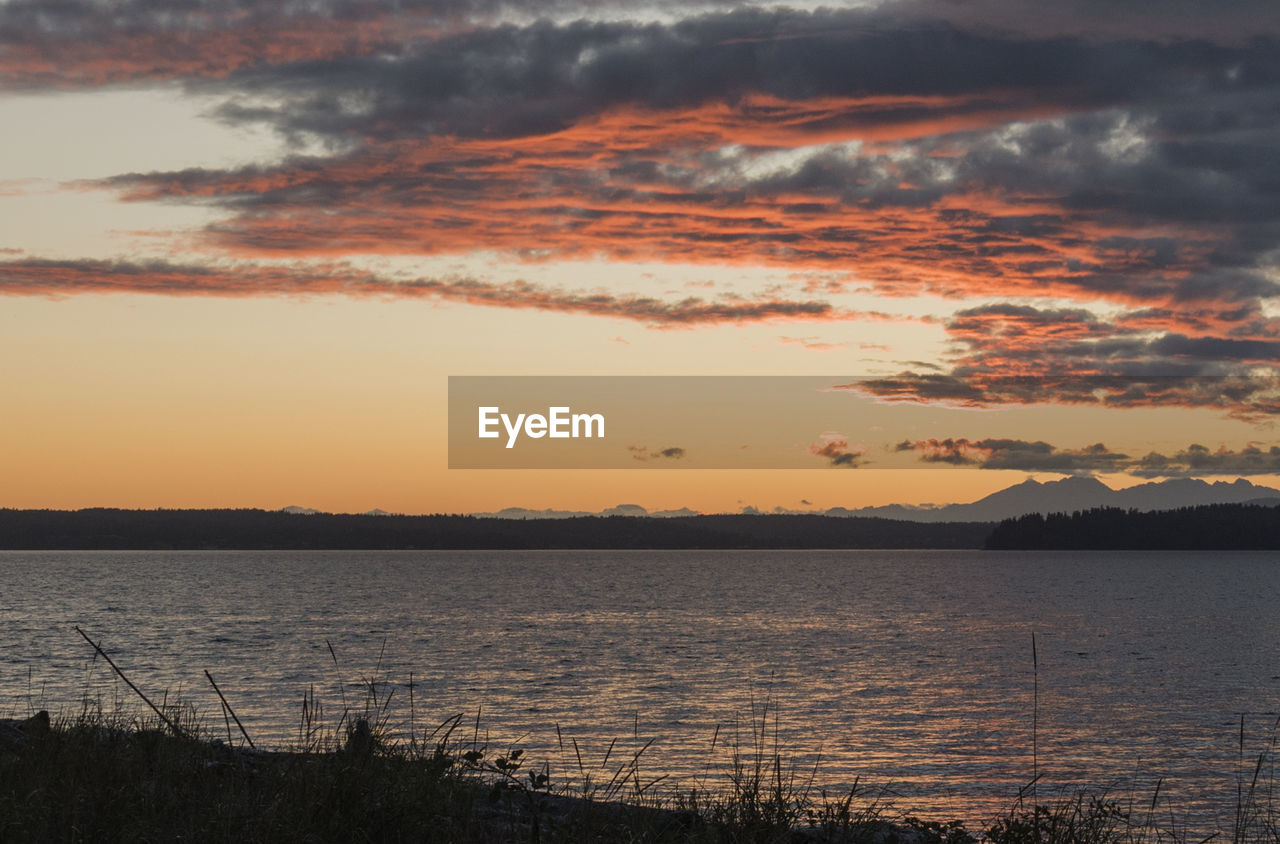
[74,626,186,739]
[204,670,255,749]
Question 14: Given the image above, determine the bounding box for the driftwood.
[0,710,50,753]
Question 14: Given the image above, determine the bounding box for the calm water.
[2,549,1278,831]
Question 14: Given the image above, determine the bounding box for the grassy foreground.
[0,701,909,844]
[3,629,1277,844]
[3,699,1280,844]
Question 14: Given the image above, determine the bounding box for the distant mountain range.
[454,476,1280,523]
[827,476,1280,522]
[281,506,396,517]
[467,504,701,519]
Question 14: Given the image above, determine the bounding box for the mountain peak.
[603,504,649,517]
[1155,477,1208,489]
[1050,475,1110,488]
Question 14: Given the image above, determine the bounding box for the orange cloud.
[97,127,1238,315]
[0,258,915,328]
[779,335,847,352]
[810,436,864,467]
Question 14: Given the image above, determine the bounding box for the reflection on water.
[1,549,1278,832]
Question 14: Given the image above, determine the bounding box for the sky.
[2,0,1280,514]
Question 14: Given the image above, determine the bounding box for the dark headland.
[985,502,1280,549]
[0,509,989,550]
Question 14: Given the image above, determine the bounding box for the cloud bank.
[3,0,1279,415]
[896,437,1280,477]
[0,257,898,327]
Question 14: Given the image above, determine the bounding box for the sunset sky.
[3,0,1280,514]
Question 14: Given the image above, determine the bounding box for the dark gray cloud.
[897,437,1130,473]
[4,0,1272,56]
[860,372,1280,419]
[197,12,1280,144]
[896,0,1280,43]
[1134,444,1280,477]
[897,436,1280,477]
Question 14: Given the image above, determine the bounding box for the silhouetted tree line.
[0,509,991,550]
[985,503,1280,549]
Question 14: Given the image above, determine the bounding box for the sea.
[2,549,1278,834]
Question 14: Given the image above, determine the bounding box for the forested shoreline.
[3,503,1279,549]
